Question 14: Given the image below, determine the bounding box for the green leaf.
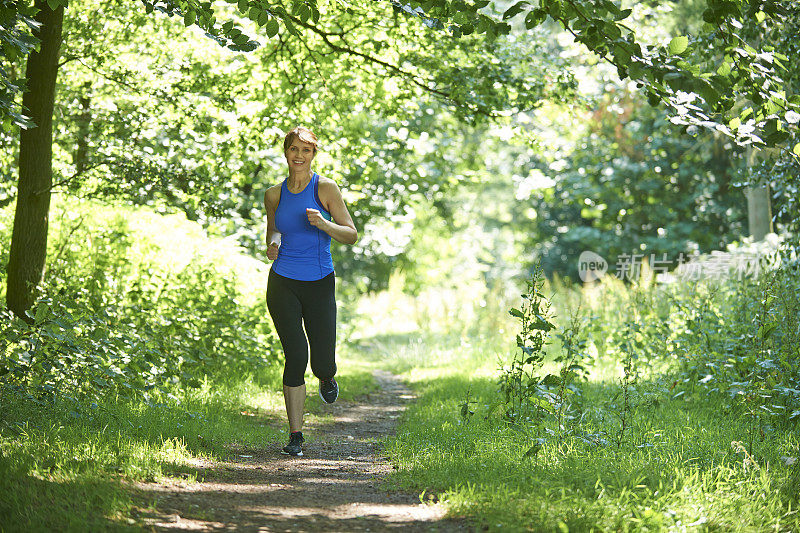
[664,72,684,91]
[35,302,47,325]
[298,4,312,22]
[613,41,631,66]
[766,130,790,145]
[758,323,778,339]
[695,80,719,107]
[668,35,689,55]
[540,373,562,387]
[794,143,800,157]
[615,8,632,20]
[524,9,546,28]
[628,61,644,79]
[763,118,779,135]
[453,11,470,24]
[3,43,17,61]
[265,18,279,37]
[485,401,504,418]
[530,396,555,412]
[503,1,529,20]
[523,442,542,458]
[702,8,719,24]
[232,33,250,45]
[184,10,196,26]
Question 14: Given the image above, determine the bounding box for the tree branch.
[35,160,111,195]
[285,13,497,117]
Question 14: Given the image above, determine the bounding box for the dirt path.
[131,370,471,532]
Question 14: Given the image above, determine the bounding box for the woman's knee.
[283,365,306,387]
[310,354,336,381]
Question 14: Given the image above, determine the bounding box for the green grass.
[367,330,800,532]
[0,362,377,531]
[0,198,382,531]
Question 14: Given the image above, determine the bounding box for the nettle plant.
[552,306,593,439]
[728,261,800,452]
[610,297,644,447]
[663,253,799,458]
[496,263,555,431]
[493,266,596,456]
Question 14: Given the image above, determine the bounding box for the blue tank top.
[272,172,335,281]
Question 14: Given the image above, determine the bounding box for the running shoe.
[281,431,304,456]
[319,377,339,404]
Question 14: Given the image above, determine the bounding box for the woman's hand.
[266,242,280,261]
[295,177,357,245]
[306,208,330,230]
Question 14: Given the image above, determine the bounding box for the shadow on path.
[130,370,472,532]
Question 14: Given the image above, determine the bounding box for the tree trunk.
[6,1,64,319]
[744,147,774,242]
[746,185,773,241]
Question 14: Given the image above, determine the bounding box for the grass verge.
[374,331,800,532]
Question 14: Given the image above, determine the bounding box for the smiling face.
[285,138,316,173]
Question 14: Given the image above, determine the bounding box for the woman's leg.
[267,270,309,431]
[300,273,337,382]
[283,384,306,432]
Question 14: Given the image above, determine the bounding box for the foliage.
[6,0,796,308]
[0,210,377,529]
[401,0,800,151]
[522,90,749,280]
[494,264,597,454]
[1,0,579,296]
[357,250,800,530]
[495,263,555,431]
[551,305,592,438]
[745,4,800,252]
[0,359,285,529]
[0,0,38,130]
[0,199,281,401]
[670,263,800,441]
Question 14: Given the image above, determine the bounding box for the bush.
[0,199,281,402]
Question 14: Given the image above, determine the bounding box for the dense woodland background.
[1,0,799,530]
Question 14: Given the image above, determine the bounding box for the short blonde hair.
[283,126,319,153]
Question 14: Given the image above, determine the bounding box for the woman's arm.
[308,178,358,245]
[264,186,281,260]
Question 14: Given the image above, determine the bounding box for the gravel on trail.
[130,370,473,532]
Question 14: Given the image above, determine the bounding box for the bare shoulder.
[318,176,340,189]
[264,183,282,207]
[317,176,342,197]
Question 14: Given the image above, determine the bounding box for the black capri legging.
[266,269,337,387]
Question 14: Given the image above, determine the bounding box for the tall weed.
[495,263,555,434]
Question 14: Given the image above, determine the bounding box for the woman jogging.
[264,126,358,457]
